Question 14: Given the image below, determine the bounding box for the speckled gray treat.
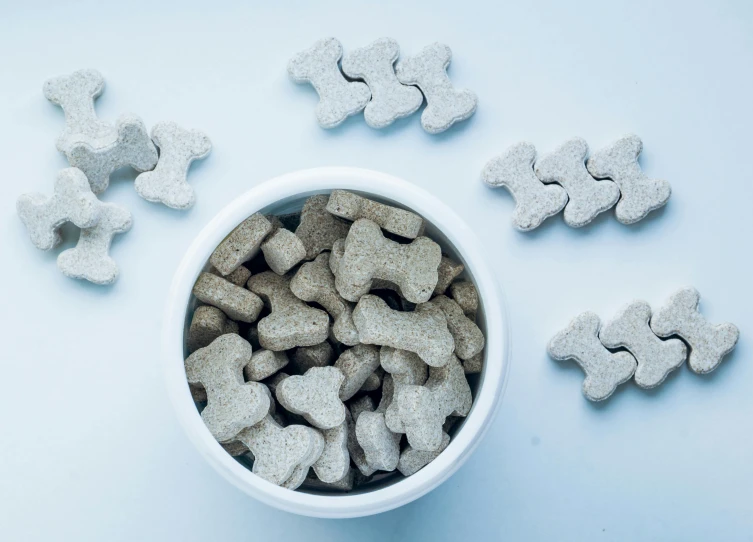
[548,312,637,401]
[327,190,424,239]
[291,342,335,373]
[187,306,239,353]
[261,228,306,275]
[360,367,383,392]
[294,195,351,260]
[600,300,687,389]
[398,431,450,476]
[276,366,346,429]
[534,138,620,228]
[650,287,739,374]
[236,414,324,487]
[353,295,454,368]
[420,295,484,361]
[341,37,423,129]
[210,213,274,276]
[193,272,264,323]
[134,121,211,210]
[291,253,359,345]
[185,334,270,441]
[248,271,330,350]
[57,201,132,285]
[345,399,376,476]
[482,142,568,231]
[397,355,471,451]
[462,351,483,374]
[380,347,428,433]
[449,281,479,318]
[17,167,101,250]
[434,256,464,296]
[244,349,289,381]
[43,68,117,153]
[395,43,477,134]
[335,344,381,401]
[312,418,350,483]
[288,37,371,129]
[355,411,400,472]
[304,468,354,491]
[67,113,158,195]
[210,265,251,287]
[335,219,440,303]
[587,134,671,225]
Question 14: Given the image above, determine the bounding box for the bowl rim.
[162,166,511,518]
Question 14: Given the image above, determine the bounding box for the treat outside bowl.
[163,167,510,518]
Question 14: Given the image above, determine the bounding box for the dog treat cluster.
[185,190,485,491]
[482,135,672,231]
[548,287,739,401]
[16,69,211,284]
[289,37,477,133]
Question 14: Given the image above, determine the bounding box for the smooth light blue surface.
[1,1,751,540]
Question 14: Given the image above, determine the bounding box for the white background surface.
[1,1,752,540]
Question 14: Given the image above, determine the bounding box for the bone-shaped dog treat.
[210,213,274,276]
[397,355,471,451]
[236,414,324,486]
[395,42,477,134]
[600,301,687,388]
[43,68,117,153]
[134,121,212,210]
[450,281,479,318]
[184,334,270,441]
[57,201,132,285]
[353,295,454,367]
[288,37,371,129]
[548,312,637,401]
[650,287,739,374]
[380,346,428,433]
[419,295,484,361]
[326,190,424,239]
[210,264,251,287]
[244,349,289,382]
[294,195,351,260]
[276,366,346,429]
[304,468,354,491]
[434,256,464,296]
[248,271,330,351]
[312,418,350,483]
[482,142,569,231]
[187,305,239,353]
[355,410,400,472]
[345,397,376,476]
[291,253,359,345]
[534,138,620,228]
[334,344,381,401]
[193,272,264,323]
[335,219,441,303]
[17,167,101,250]
[341,37,424,129]
[67,113,158,194]
[291,342,335,374]
[261,228,306,275]
[398,431,450,476]
[587,134,671,225]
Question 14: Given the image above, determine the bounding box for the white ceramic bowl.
[163,167,510,518]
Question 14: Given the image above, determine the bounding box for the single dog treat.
[482,142,569,231]
[17,167,101,250]
[43,68,117,153]
[341,37,423,129]
[587,134,671,225]
[398,431,450,476]
[336,219,441,303]
[534,138,620,228]
[650,287,739,374]
[360,367,383,392]
[276,366,346,429]
[67,113,158,194]
[236,414,324,486]
[134,121,212,210]
[210,213,274,276]
[312,418,350,483]
[304,468,354,491]
[184,334,270,441]
[345,399,376,476]
[57,201,132,285]
[548,311,637,401]
[380,347,428,433]
[462,351,483,374]
[600,300,687,389]
[244,349,289,381]
[210,265,251,287]
[434,256,464,295]
[294,195,351,260]
[355,411,400,472]
[326,190,424,239]
[420,295,484,360]
[449,281,479,318]
[193,272,264,323]
[397,356,472,451]
[395,42,477,134]
[291,253,359,345]
[291,342,335,373]
[354,295,455,367]
[247,271,330,350]
[335,344,381,401]
[288,37,371,128]
[261,228,306,275]
[187,306,239,353]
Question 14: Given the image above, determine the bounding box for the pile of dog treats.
[185,190,485,491]
[16,69,211,284]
